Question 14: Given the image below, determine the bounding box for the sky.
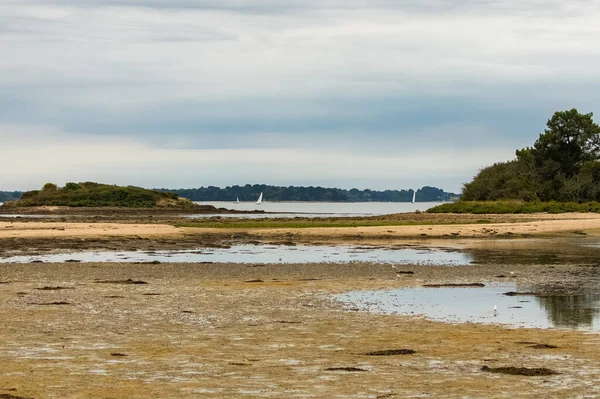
[1,0,599,192]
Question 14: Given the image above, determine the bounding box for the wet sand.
[0,261,599,398]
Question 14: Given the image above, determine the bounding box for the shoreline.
[2,212,600,242]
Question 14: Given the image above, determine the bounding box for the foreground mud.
[0,261,599,398]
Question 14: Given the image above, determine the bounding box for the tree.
[462,159,539,201]
[42,183,58,191]
[527,109,600,179]
[462,109,600,202]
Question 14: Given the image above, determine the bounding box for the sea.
[190,201,443,218]
[0,201,444,219]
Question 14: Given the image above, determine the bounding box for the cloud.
[0,124,513,191]
[0,0,598,191]
[6,0,597,16]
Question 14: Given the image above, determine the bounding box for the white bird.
[493,304,498,317]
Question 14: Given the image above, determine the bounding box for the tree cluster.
[462,109,600,202]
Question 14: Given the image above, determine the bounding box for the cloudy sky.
[1,0,599,192]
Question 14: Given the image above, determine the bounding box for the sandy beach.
[231,215,600,240]
[2,212,600,241]
[0,221,184,239]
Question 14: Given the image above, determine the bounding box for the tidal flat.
[1,213,600,398]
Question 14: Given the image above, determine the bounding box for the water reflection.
[4,238,600,268]
[536,291,600,329]
[0,244,473,265]
[468,243,600,266]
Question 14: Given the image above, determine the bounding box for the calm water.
[0,202,443,219]
[0,245,471,265]
[335,283,600,331]
[4,238,600,266]
[191,201,441,218]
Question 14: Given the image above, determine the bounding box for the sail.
[412,190,416,203]
[256,192,263,205]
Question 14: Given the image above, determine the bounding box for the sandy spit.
[2,213,600,241]
[0,222,184,239]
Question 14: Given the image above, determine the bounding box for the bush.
[427,201,600,214]
[42,183,58,191]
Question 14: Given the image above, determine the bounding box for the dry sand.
[2,212,600,241]
[0,221,184,239]
[232,216,600,240]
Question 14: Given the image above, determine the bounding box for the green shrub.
[427,201,600,214]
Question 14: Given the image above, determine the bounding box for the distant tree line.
[0,191,22,202]
[157,184,457,202]
[2,185,457,203]
[462,109,600,202]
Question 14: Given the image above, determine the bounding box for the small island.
[0,182,265,215]
[1,182,198,209]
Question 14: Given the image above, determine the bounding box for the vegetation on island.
[429,109,600,213]
[1,182,197,208]
[158,184,457,202]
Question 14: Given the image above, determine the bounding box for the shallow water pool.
[0,244,473,265]
[334,283,600,331]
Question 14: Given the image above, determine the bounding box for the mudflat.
[1,212,600,398]
[0,261,599,398]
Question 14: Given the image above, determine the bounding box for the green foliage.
[42,183,58,191]
[462,160,538,201]
[462,109,600,203]
[428,201,600,214]
[157,184,457,202]
[4,182,192,208]
[531,109,600,178]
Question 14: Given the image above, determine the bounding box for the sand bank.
[0,221,184,239]
[2,213,600,241]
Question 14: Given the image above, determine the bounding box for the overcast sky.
[1,0,599,192]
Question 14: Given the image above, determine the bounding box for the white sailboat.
[256,192,263,205]
[234,197,240,204]
[412,190,416,203]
